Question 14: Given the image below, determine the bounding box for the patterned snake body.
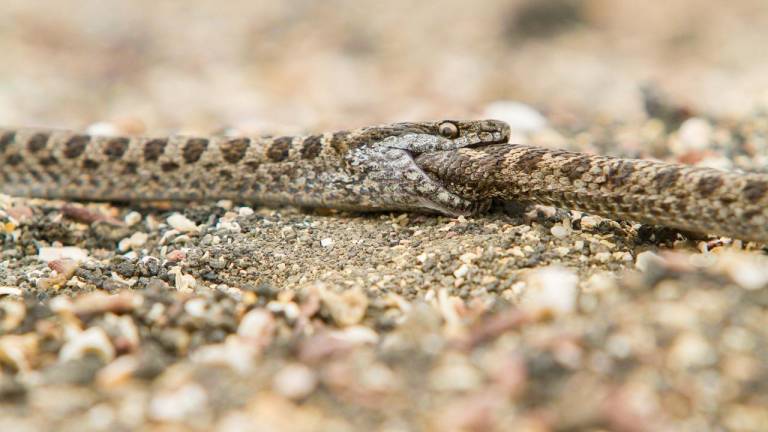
[1,120,767,241]
[416,144,768,242]
[0,121,508,215]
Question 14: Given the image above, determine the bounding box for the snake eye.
[438,122,459,139]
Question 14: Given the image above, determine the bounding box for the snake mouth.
[462,131,510,148]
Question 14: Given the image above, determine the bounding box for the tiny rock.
[149,383,209,422]
[59,327,116,363]
[38,246,89,263]
[550,224,570,239]
[635,251,666,272]
[237,308,275,347]
[272,363,318,400]
[167,213,198,233]
[124,211,142,226]
[521,266,579,316]
[320,286,369,326]
[676,117,713,153]
[118,232,149,252]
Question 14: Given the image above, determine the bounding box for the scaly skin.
[0,120,509,215]
[2,120,767,241]
[415,143,768,242]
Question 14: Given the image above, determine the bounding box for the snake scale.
[1,120,767,241]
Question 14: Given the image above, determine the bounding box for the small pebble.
[118,232,149,252]
[676,117,713,153]
[320,286,368,326]
[635,251,665,272]
[86,122,119,136]
[149,383,208,422]
[184,298,207,318]
[237,207,254,217]
[272,363,317,400]
[453,263,470,278]
[38,246,88,263]
[60,327,116,363]
[124,211,142,227]
[0,287,22,297]
[169,267,197,292]
[0,300,25,332]
[166,250,186,262]
[579,216,602,230]
[167,213,198,233]
[521,266,579,316]
[237,309,275,346]
[550,224,570,239]
[668,332,716,369]
[721,253,768,290]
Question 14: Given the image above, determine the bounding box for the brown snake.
[415,143,768,242]
[1,120,766,241]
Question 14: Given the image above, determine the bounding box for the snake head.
[343,119,510,152]
[341,119,510,215]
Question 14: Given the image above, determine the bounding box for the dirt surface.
[2,1,768,431]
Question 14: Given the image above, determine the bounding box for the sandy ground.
[1,1,768,431]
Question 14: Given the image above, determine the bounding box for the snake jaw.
[343,124,509,215]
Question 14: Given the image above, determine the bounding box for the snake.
[1,120,766,241]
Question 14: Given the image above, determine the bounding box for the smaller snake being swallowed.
[1,120,767,241]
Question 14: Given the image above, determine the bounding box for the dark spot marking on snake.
[220,138,250,163]
[558,155,591,180]
[330,131,350,153]
[82,159,99,170]
[513,150,545,172]
[28,168,42,181]
[6,154,23,166]
[38,156,58,166]
[64,135,91,158]
[653,168,680,189]
[743,209,762,219]
[607,161,635,187]
[123,162,138,175]
[161,162,179,172]
[301,135,323,160]
[46,170,60,182]
[697,176,723,197]
[27,133,49,153]
[0,131,15,153]
[268,137,292,162]
[245,161,260,170]
[104,137,130,160]
[219,170,233,180]
[144,138,167,162]
[183,138,209,163]
[743,180,768,202]
[190,179,201,189]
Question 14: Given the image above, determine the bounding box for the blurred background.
[2,0,768,134]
